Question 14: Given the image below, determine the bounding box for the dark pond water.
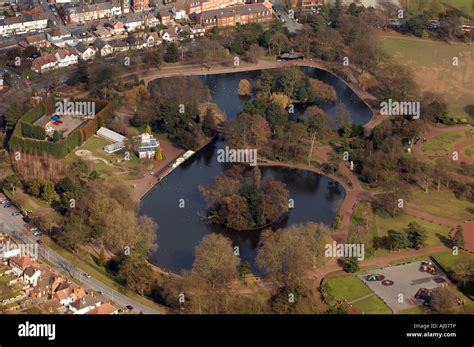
[139,66,371,274]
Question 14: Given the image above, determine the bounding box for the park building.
[133,133,159,159]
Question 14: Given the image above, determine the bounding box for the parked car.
[12,211,21,216]
[126,305,134,310]
[83,273,91,279]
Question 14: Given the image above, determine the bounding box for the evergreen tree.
[454,225,466,247]
[164,43,180,63]
[407,222,427,249]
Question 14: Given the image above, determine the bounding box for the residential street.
[0,202,164,314]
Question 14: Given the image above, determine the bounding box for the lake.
[139,66,371,274]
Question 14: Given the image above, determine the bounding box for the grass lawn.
[443,0,474,17]
[324,273,392,314]
[375,212,452,247]
[462,144,474,160]
[432,250,474,272]
[380,36,474,123]
[411,190,474,223]
[421,129,473,161]
[64,135,144,180]
[0,275,14,284]
[355,295,392,314]
[42,236,169,313]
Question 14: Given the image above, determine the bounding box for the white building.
[22,266,41,287]
[31,48,79,74]
[75,42,97,61]
[133,133,159,159]
[0,13,48,37]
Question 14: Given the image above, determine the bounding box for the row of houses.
[196,1,273,29]
[0,236,118,314]
[29,24,205,73]
[0,12,48,37]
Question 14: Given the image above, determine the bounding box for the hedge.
[21,122,47,140]
[9,97,112,159]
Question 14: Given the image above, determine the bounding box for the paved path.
[0,201,164,314]
[310,245,450,287]
[259,145,376,241]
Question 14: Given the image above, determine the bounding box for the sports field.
[380,35,474,123]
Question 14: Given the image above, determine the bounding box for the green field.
[443,0,474,17]
[421,130,473,161]
[350,201,452,255]
[380,36,474,123]
[324,273,392,314]
[433,250,474,272]
[411,190,474,222]
[64,135,145,180]
[375,213,452,247]
[462,144,474,160]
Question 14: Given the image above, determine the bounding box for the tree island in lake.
[199,166,289,231]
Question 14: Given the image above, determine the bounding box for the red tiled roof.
[9,256,33,270]
[86,303,118,314]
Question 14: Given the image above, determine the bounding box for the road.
[271,1,303,33]
[0,202,164,314]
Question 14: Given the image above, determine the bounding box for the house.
[109,39,129,53]
[9,255,33,277]
[144,32,162,47]
[75,42,97,61]
[86,302,119,314]
[184,0,243,15]
[30,270,64,299]
[19,32,50,48]
[157,9,173,26]
[197,2,272,29]
[31,48,78,74]
[298,0,323,15]
[0,13,48,37]
[63,2,121,24]
[120,12,145,32]
[47,27,74,47]
[160,27,179,42]
[191,24,205,36]
[132,0,149,12]
[184,0,202,15]
[70,28,96,44]
[144,12,159,28]
[69,295,101,314]
[106,18,126,35]
[133,133,159,159]
[22,266,41,286]
[129,37,147,50]
[53,282,85,306]
[94,39,114,57]
[93,24,114,39]
[172,4,187,20]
